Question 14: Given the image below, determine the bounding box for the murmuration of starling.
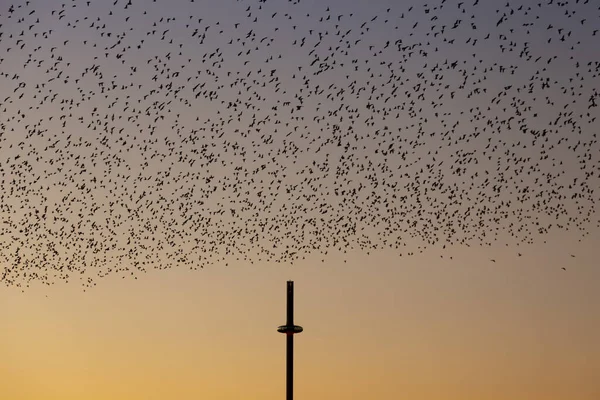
[0,0,598,289]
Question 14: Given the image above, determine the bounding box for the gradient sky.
[1,0,599,399]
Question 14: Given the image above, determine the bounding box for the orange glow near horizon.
[2,237,599,399]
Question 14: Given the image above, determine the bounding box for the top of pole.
[278,280,303,335]
[287,281,294,326]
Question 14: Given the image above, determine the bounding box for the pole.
[278,281,303,400]
[287,281,294,400]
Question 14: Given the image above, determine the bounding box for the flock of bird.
[1,0,598,289]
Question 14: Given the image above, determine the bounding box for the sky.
[1,0,600,399]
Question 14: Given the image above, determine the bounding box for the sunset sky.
[1,0,599,399]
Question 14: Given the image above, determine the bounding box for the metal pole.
[278,281,303,400]
[287,281,294,400]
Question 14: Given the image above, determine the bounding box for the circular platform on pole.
[277,325,303,335]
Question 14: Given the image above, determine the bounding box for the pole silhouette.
[277,281,303,400]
